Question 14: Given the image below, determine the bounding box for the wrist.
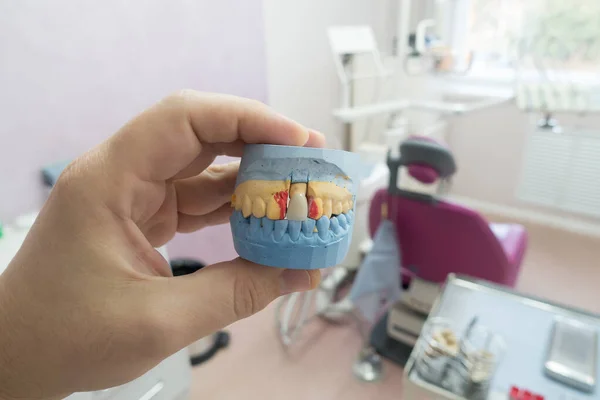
[0,262,68,400]
[0,273,60,400]
[0,274,21,400]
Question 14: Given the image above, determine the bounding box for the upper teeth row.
[232,180,353,221]
[237,193,353,221]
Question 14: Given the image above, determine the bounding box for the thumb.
[151,258,320,353]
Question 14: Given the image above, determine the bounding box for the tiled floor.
[189,220,600,399]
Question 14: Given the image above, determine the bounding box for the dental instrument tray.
[230,144,361,270]
[404,275,600,400]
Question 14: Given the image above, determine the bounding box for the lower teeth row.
[239,210,353,240]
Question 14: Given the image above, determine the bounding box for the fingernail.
[280,269,312,294]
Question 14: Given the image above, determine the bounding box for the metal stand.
[353,347,384,382]
[369,311,415,367]
[275,268,388,383]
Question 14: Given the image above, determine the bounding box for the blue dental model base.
[230,144,361,270]
[231,210,355,269]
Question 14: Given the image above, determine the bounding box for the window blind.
[517,129,600,217]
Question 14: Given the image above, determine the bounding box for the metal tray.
[403,274,600,400]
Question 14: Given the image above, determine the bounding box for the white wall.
[262,0,397,148]
[0,0,268,265]
[448,103,600,224]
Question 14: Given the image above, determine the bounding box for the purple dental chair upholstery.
[368,137,527,288]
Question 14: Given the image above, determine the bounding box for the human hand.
[0,91,325,400]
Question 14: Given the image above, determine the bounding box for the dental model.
[425,328,459,357]
[230,144,361,269]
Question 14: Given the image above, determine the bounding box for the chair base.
[370,311,415,368]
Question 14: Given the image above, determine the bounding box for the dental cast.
[232,179,353,221]
[229,143,361,269]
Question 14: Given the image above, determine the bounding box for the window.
[517,125,600,218]
[455,0,600,81]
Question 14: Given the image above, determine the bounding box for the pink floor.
[189,220,600,399]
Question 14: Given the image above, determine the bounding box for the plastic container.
[456,325,506,399]
[415,318,460,385]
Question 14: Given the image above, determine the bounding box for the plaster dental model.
[230,144,361,269]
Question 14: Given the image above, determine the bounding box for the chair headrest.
[399,136,456,178]
[387,135,457,200]
[407,164,439,184]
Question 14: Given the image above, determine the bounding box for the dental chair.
[368,136,528,355]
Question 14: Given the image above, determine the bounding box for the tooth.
[337,214,347,229]
[250,216,261,234]
[233,193,242,210]
[346,209,354,224]
[308,197,323,220]
[273,220,288,240]
[252,198,266,218]
[288,220,301,241]
[330,217,340,234]
[323,198,333,218]
[316,216,330,239]
[267,191,287,220]
[342,200,350,213]
[302,219,316,235]
[242,195,252,218]
[287,193,308,221]
[261,217,274,235]
[333,201,343,215]
[266,198,280,220]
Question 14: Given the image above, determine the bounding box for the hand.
[0,91,325,400]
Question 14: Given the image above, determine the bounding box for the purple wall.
[0,1,267,264]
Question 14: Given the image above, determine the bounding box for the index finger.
[106,91,314,182]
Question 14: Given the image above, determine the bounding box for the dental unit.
[362,137,527,363]
[230,144,361,270]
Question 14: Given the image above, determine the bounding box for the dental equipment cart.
[403,275,600,400]
[0,214,192,400]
